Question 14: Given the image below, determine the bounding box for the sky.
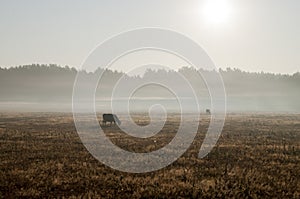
[0,0,299,74]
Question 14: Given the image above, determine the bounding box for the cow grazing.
[206,109,211,114]
[102,114,121,126]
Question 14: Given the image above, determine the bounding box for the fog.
[0,64,299,113]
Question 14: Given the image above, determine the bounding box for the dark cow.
[102,114,121,126]
[206,109,211,114]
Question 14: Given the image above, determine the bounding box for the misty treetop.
[0,64,299,112]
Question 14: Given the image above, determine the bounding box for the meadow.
[0,113,299,198]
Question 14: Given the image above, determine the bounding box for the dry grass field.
[0,113,299,198]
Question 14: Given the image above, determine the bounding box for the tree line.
[0,64,299,112]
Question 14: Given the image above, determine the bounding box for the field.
[0,113,299,198]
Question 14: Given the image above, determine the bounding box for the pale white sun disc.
[203,0,232,24]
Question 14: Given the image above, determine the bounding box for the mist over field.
[0,64,299,113]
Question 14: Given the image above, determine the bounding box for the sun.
[202,0,232,25]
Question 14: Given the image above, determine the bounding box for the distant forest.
[0,64,299,112]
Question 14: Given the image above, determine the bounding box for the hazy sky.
[0,0,299,74]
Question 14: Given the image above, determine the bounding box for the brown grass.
[0,113,299,198]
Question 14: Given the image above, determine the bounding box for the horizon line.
[0,63,299,76]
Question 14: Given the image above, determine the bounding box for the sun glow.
[202,0,233,25]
